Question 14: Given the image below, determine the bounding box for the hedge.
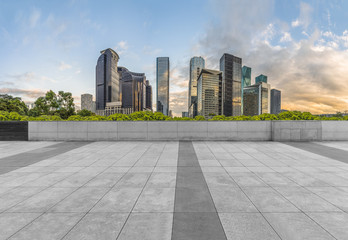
[1,110,348,121]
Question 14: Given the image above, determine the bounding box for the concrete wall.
[0,121,28,141]
[25,121,348,141]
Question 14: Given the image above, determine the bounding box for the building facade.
[188,57,205,118]
[220,53,242,116]
[241,66,251,115]
[145,80,152,111]
[96,48,120,110]
[197,69,223,119]
[255,74,268,84]
[182,112,189,118]
[95,102,133,116]
[156,57,170,115]
[271,89,281,115]
[81,93,95,112]
[243,82,271,116]
[118,67,148,112]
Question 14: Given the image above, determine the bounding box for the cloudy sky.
[1,0,348,115]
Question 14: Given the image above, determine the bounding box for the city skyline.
[1,0,348,116]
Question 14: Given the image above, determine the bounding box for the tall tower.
[242,66,251,115]
[188,57,205,117]
[156,57,170,115]
[271,89,281,115]
[145,80,153,111]
[96,48,120,110]
[220,53,242,116]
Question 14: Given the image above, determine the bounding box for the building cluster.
[81,48,281,118]
[187,54,282,119]
[81,48,152,116]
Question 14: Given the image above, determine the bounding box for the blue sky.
[1,0,348,115]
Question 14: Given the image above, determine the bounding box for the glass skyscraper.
[220,53,242,116]
[96,48,120,110]
[271,89,281,115]
[255,74,268,84]
[156,57,169,115]
[243,82,271,116]
[145,80,152,111]
[188,56,205,118]
[197,69,222,119]
[242,66,251,115]
[118,67,148,112]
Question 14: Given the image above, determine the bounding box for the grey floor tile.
[146,172,176,188]
[63,213,128,240]
[117,213,173,240]
[115,173,151,188]
[133,188,175,212]
[264,212,335,240]
[0,213,41,240]
[203,172,238,188]
[219,213,280,240]
[229,172,268,187]
[308,212,348,240]
[9,213,83,240]
[91,187,142,213]
[84,172,124,187]
[0,187,44,212]
[307,187,348,211]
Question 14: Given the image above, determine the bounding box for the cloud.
[5,72,57,84]
[115,41,128,55]
[143,46,162,55]
[0,88,46,99]
[291,2,313,29]
[170,90,188,117]
[59,61,72,71]
[186,0,348,115]
[29,8,41,28]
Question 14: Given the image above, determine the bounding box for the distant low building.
[182,112,189,118]
[270,89,281,115]
[243,82,271,116]
[96,102,133,116]
[81,93,94,112]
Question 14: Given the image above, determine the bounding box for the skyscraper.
[81,93,94,112]
[145,80,152,111]
[156,57,169,115]
[96,48,120,110]
[243,82,271,116]
[197,69,223,119]
[271,89,281,115]
[255,74,268,84]
[220,53,242,116]
[242,66,251,115]
[188,56,205,117]
[118,67,148,112]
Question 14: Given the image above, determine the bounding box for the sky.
[0,0,348,116]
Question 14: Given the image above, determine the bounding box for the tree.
[0,94,28,115]
[29,90,75,119]
[77,109,95,117]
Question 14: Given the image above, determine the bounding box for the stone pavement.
[0,141,348,240]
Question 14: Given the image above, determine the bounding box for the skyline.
[1,0,348,116]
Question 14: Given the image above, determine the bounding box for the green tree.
[0,94,28,115]
[77,109,96,117]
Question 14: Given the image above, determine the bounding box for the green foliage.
[77,109,96,117]
[29,90,75,119]
[194,116,206,121]
[0,94,28,115]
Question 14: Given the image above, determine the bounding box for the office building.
[197,69,223,119]
[255,74,268,84]
[156,57,170,115]
[96,48,120,110]
[242,66,251,115]
[182,112,189,118]
[188,57,205,117]
[145,80,152,111]
[243,82,271,116]
[118,67,148,112]
[81,93,95,112]
[220,53,242,116]
[271,89,281,115]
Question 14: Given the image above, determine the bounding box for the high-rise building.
[255,74,268,84]
[197,69,223,119]
[271,89,281,115]
[145,80,152,111]
[156,57,170,115]
[220,53,242,116]
[243,82,271,116]
[96,48,120,110]
[118,67,148,112]
[81,93,94,112]
[241,66,251,115]
[188,57,205,117]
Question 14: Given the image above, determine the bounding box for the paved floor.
[0,141,348,240]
